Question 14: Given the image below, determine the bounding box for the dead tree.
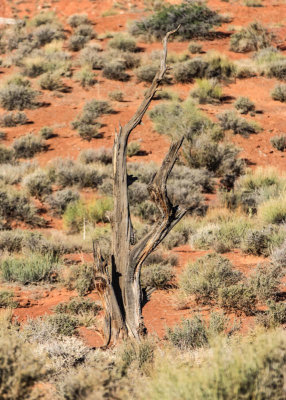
[94,27,189,345]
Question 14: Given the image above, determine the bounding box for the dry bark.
[94,26,188,345]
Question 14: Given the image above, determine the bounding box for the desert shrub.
[0,290,17,308]
[0,333,47,400]
[89,197,113,223]
[46,313,78,336]
[49,158,105,188]
[84,99,113,116]
[141,264,174,290]
[145,329,286,400]
[0,161,37,185]
[242,229,273,256]
[166,312,228,350]
[204,52,236,80]
[134,200,159,222]
[0,112,27,127]
[68,34,89,51]
[79,148,112,165]
[257,300,286,328]
[129,2,221,40]
[33,24,65,46]
[180,253,242,304]
[258,197,286,224]
[46,188,80,215]
[74,24,95,40]
[0,84,39,110]
[65,264,95,296]
[271,83,286,102]
[190,78,222,104]
[39,126,55,139]
[230,22,272,53]
[102,60,129,81]
[188,41,202,54]
[119,339,155,376]
[39,72,65,91]
[0,253,59,284]
[188,138,244,177]
[75,67,96,88]
[68,14,91,28]
[79,44,104,70]
[108,34,137,52]
[270,134,286,152]
[0,185,41,226]
[127,141,141,157]
[249,263,282,301]
[265,59,286,81]
[173,58,207,83]
[218,110,261,136]
[63,200,86,233]
[23,170,52,199]
[271,239,286,267]
[234,96,255,114]
[30,11,58,27]
[55,297,101,316]
[12,133,44,159]
[218,283,257,315]
[21,56,46,77]
[0,145,14,164]
[108,90,124,102]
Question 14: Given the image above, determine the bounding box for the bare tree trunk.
[94,27,188,345]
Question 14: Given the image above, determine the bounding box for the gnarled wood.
[94,26,189,344]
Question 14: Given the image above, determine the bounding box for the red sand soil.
[0,0,286,346]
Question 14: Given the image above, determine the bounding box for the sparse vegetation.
[0,83,39,110]
[12,134,45,159]
[271,134,286,152]
[230,22,272,53]
[234,96,255,114]
[190,79,223,104]
[271,84,286,102]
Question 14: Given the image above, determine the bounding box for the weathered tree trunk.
[94,27,188,345]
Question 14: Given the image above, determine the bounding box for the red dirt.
[0,0,286,345]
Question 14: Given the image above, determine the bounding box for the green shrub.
[265,59,286,81]
[108,90,124,102]
[127,141,141,157]
[23,170,52,199]
[108,34,137,52]
[63,200,86,233]
[30,11,58,27]
[74,24,95,40]
[271,83,286,102]
[0,145,14,164]
[39,126,55,139]
[0,84,39,110]
[258,197,286,224]
[218,283,257,315]
[12,133,44,159]
[79,148,112,165]
[242,229,273,256]
[46,188,80,215]
[141,264,174,290]
[234,96,255,114]
[129,2,221,40]
[0,333,47,400]
[218,110,261,136]
[190,78,222,104]
[0,112,27,127]
[79,44,104,70]
[270,134,286,152]
[1,253,59,284]
[180,253,242,304]
[89,197,113,223]
[173,58,207,83]
[0,290,17,308]
[230,22,272,53]
[271,239,286,267]
[188,41,202,54]
[46,313,78,336]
